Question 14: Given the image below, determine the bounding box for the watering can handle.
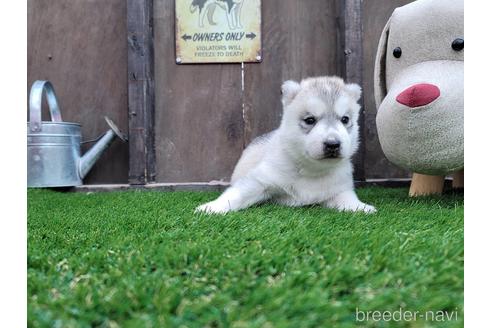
[29,80,62,132]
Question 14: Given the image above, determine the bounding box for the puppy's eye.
[452,38,464,51]
[303,117,316,125]
[393,47,402,58]
[341,116,350,124]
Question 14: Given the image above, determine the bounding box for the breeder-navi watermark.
[355,307,460,323]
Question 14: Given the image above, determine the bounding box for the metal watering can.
[27,80,127,187]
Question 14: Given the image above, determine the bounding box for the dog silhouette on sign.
[190,0,244,30]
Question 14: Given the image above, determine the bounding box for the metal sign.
[175,0,262,64]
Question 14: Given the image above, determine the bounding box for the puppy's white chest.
[277,176,334,205]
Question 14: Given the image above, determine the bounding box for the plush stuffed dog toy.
[374,0,464,196]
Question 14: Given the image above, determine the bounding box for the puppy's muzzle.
[323,140,341,158]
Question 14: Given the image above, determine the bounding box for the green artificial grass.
[28,187,463,328]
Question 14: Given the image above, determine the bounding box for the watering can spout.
[78,117,127,179]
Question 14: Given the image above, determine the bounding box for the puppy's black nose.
[324,141,341,152]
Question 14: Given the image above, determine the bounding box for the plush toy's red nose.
[396,83,440,108]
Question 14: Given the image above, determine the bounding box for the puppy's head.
[279,76,361,162]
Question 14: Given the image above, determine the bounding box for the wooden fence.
[28,0,413,185]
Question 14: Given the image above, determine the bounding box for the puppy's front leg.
[196,178,268,214]
[324,190,376,214]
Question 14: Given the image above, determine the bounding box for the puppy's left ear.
[345,83,362,101]
[281,80,301,106]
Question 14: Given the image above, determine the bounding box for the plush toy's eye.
[452,38,464,51]
[303,116,316,125]
[393,47,402,58]
[341,116,350,124]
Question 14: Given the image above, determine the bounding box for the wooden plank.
[72,178,460,193]
[243,0,339,145]
[74,182,229,193]
[153,0,244,183]
[127,0,156,184]
[71,179,411,193]
[338,0,365,181]
[362,0,413,179]
[27,0,129,184]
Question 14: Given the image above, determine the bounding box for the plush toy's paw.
[195,200,232,215]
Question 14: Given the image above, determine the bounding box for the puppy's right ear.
[281,80,301,106]
[345,83,362,102]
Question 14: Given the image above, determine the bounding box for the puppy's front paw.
[335,202,377,214]
[195,200,231,215]
[359,203,377,214]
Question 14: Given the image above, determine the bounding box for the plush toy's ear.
[281,80,301,106]
[374,16,392,108]
[345,83,362,101]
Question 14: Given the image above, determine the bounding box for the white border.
[464,0,490,326]
[0,0,27,326]
[2,0,481,326]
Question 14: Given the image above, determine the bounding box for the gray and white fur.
[196,76,376,214]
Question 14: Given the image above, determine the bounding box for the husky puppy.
[196,76,376,214]
[190,0,244,29]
